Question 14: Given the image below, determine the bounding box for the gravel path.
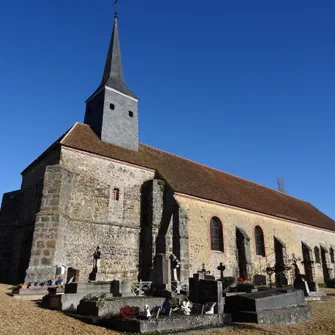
[0,284,334,335]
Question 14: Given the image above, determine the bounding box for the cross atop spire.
[113,0,119,15]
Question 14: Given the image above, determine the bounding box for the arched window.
[314,246,321,263]
[210,217,224,252]
[330,247,335,264]
[254,226,265,257]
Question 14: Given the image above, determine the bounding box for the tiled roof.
[61,123,335,232]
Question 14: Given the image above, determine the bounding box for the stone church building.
[1,12,335,286]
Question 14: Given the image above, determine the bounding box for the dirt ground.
[0,284,334,335]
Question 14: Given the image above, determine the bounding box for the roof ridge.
[60,122,80,145]
[140,142,308,204]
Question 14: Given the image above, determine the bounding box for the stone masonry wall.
[55,147,155,281]
[25,165,63,281]
[175,194,335,284]
[21,149,60,190]
[142,179,190,287]
[0,149,60,284]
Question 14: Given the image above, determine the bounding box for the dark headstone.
[67,267,79,283]
[190,279,224,314]
[217,263,226,280]
[308,281,317,292]
[293,276,305,293]
[276,272,288,287]
[111,280,122,297]
[198,280,219,303]
[253,274,266,286]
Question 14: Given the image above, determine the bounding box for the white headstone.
[56,265,66,276]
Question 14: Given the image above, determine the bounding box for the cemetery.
[1,3,335,335]
[9,251,331,334]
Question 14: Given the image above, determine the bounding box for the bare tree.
[277,177,286,193]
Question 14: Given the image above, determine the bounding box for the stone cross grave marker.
[93,246,101,273]
[197,264,215,280]
[217,263,226,280]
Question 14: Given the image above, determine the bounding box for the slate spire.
[84,8,139,151]
[100,11,137,99]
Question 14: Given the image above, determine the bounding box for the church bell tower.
[84,11,139,151]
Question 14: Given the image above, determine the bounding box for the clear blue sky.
[0,0,334,220]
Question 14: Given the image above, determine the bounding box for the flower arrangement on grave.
[119,305,139,319]
[237,277,252,283]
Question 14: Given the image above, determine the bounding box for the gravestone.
[67,267,79,283]
[294,275,309,296]
[293,276,325,301]
[198,264,215,280]
[276,272,288,287]
[253,274,266,286]
[308,281,318,292]
[56,265,66,279]
[225,288,311,324]
[189,274,224,315]
[89,246,103,281]
[151,253,171,294]
[217,263,225,280]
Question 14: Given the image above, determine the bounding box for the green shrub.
[325,278,335,288]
